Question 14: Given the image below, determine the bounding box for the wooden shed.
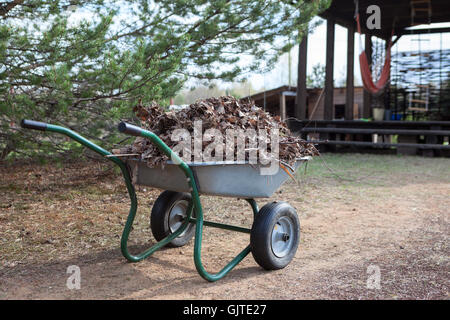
[243,85,364,121]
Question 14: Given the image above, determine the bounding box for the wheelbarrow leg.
[192,199,258,282]
[18,120,189,263]
[119,171,195,262]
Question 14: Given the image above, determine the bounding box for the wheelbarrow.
[20,119,309,282]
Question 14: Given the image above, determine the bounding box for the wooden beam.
[288,119,450,129]
[392,34,402,47]
[319,11,389,41]
[299,127,450,136]
[279,93,286,121]
[345,24,355,120]
[319,0,450,39]
[307,140,450,150]
[324,18,335,121]
[295,34,308,120]
[396,27,450,36]
[363,34,372,119]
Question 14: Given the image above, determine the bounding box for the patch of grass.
[13,202,30,211]
[54,190,81,201]
[297,154,450,181]
[0,184,23,194]
[77,185,117,199]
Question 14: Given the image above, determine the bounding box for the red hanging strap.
[356,13,393,95]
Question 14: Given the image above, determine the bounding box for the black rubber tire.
[250,201,300,270]
[150,191,195,247]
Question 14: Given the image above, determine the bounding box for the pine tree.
[0,0,330,160]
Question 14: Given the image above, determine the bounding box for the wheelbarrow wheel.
[151,191,195,247]
[250,201,300,270]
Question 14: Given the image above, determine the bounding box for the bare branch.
[0,0,25,17]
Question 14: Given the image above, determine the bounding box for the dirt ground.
[0,154,449,299]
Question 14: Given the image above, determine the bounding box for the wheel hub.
[168,200,189,237]
[271,216,295,258]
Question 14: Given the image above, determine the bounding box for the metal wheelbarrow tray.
[20,119,310,282]
[129,159,308,198]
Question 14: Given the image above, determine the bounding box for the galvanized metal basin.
[127,158,310,198]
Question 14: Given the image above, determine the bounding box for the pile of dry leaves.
[114,96,318,167]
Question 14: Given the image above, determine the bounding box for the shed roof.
[319,0,450,40]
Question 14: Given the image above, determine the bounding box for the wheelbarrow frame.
[21,120,262,282]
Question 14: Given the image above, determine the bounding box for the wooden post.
[345,25,355,120]
[324,18,335,120]
[279,93,286,121]
[296,34,308,120]
[363,34,372,119]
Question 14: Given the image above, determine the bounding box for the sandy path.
[1,157,448,299]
